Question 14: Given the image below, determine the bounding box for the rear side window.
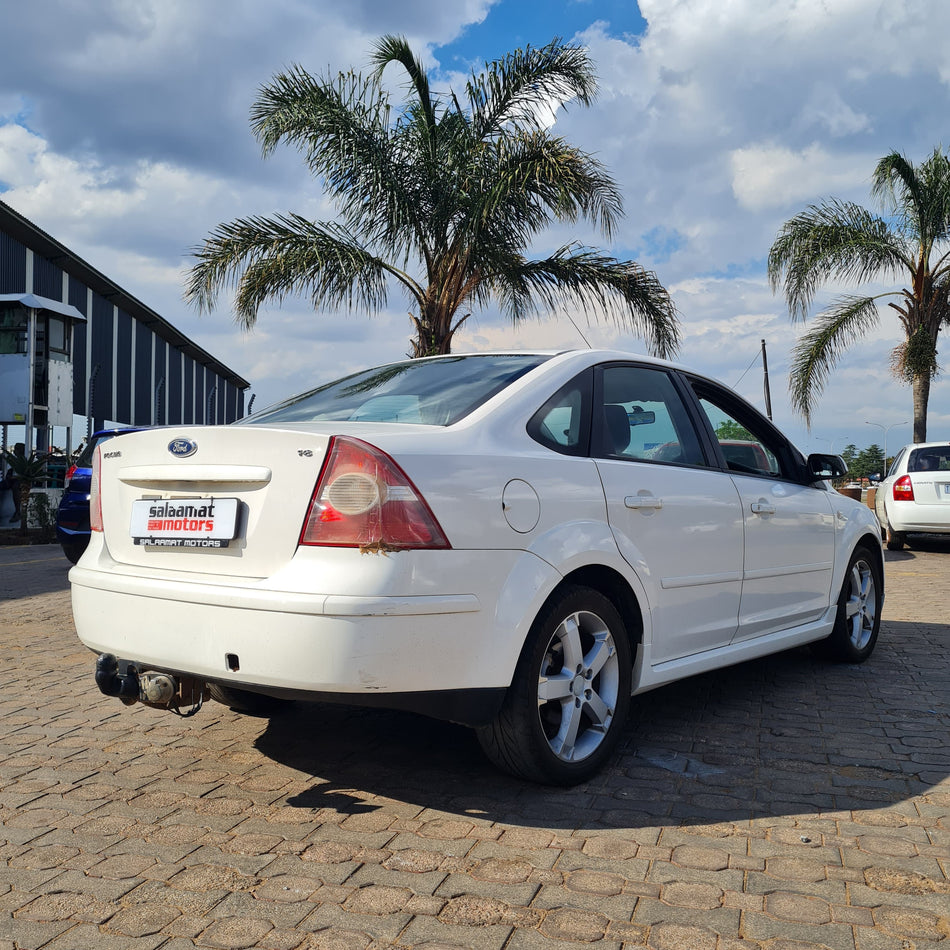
[528,370,591,455]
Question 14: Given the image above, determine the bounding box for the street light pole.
[865,421,909,475]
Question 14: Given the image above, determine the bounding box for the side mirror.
[806,453,848,480]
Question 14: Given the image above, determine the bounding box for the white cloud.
[729,143,868,212]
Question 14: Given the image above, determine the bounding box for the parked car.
[651,438,773,472]
[57,428,144,563]
[69,350,883,784]
[874,440,950,550]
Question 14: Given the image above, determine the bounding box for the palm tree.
[768,147,950,443]
[2,448,47,536]
[186,36,679,360]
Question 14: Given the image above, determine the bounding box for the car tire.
[61,542,87,565]
[885,524,906,551]
[208,683,291,716]
[880,502,906,550]
[476,585,631,785]
[812,546,882,663]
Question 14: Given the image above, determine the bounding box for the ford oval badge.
[168,438,198,458]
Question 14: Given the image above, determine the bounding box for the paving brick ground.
[0,539,947,949]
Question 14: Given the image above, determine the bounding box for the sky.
[1,0,948,458]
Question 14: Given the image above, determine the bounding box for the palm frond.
[251,65,388,166]
[369,34,437,136]
[486,244,679,359]
[872,148,950,250]
[185,213,421,328]
[476,133,623,241]
[466,40,598,140]
[768,199,909,320]
[788,295,883,424]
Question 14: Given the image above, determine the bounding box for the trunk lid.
[911,470,950,504]
[97,426,329,578]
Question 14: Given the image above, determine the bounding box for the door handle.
[750,502,776,516]
[625,495,663,510]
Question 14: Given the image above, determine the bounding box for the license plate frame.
[130,497,240,548]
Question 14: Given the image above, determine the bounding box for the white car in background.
[70,349,884,784]
[875,441,950,550]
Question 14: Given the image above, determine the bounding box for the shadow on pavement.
[883,534,950,560]
[0,544,72,601]
[256,624,950,830]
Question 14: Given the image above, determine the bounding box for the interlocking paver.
[1,540,949,948]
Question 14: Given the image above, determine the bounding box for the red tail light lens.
[893,474,915,502]
[63,464,77,489]
[300,437,450,549]
[89,448,103,532]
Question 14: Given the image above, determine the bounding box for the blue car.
[57,428,144,563]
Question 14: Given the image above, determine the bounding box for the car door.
[591,363,745,663]
[688,379,837,641]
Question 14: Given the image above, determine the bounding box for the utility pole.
[761,339,772,420]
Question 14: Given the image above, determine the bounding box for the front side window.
[692,382,791,479]
[594,365,706,466]
[243,354,551,427]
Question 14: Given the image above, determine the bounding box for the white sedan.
[875,440,950,550]
[70,349,884,784]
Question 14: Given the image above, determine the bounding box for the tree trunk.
[17,482,31,536]
[912,372,930,443]
[408,308,456,358]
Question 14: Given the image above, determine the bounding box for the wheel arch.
[854,531,885,582]
[539,564,645,655]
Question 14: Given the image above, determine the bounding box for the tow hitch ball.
[95,653,203,710]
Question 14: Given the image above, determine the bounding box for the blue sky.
[435,0,648,66]
[1,0,949,454]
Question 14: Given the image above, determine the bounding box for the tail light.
[300,436,449,549]
[63,464,77,489]
[892,475,915,502]
[89,447,103,532]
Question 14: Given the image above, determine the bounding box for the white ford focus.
[70,350,884,784]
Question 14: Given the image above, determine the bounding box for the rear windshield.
[909,447,950,472]
[75,431,126,468]
[242,354,551,427]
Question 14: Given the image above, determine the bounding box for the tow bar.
[94,653,207,716]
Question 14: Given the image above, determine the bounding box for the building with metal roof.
[0,199,249,456]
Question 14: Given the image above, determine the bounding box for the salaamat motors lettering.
[146,500,218,534]
[129,497,240,547]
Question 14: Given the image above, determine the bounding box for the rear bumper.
[69,545,552,724]
[886,502,950,534]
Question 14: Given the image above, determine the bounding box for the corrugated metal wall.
[1,223,247,430]
[0,233,26,288]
